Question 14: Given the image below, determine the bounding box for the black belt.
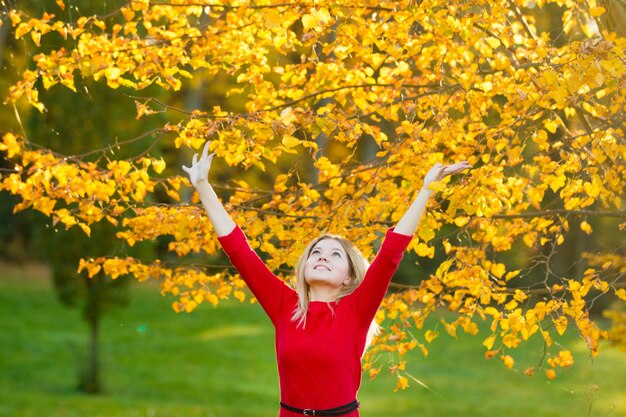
[280,400,359,416]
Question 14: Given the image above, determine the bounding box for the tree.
[1,0,624,389]
[0,0,164,393]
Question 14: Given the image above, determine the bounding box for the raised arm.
[183,142,294,324]
[394,161,471,236]
[182,141,236,237]
[351,161,471,325]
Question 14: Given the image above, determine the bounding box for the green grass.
[1,263,625,417]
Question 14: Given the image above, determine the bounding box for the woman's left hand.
[423,161,472,190]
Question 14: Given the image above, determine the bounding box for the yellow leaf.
[534,130,549,151]
[119,8,134,22]
[301,13,318,31]
[483,334,496,350]
[505,270,520,281]
[513,289,528,302]
[491,263,506,279]
[485,349,499,359]
[554,316,568,335]
[583,179,600,198]
[31,31,41,46]
[416,243,434,258]
[541,330,553,346]
[370,53,385,68]
[424,330,439,343]
[78,259,101,278]
[477,81,493,92]
[78,223,91,237]
[485,37,501,49]
[443,321,457,337]
[417,226,435,242]
[501,354,515,369]
[394,375,409,392]
[93,19,106,31]
[280,107,297,126]
[616,289,626,301]
[544,119,558,134]
[0,133,22,158]
[556,350,574,367]
[282,135,301,148]
[454,216,469,227]
[427,180,445,193]
[317,8,331,24]
[185,300,198,313]
[580,221,592,235]
[263,11,282,29]
[15,23,31,39]
[34,197,57,216]
[541,70,558,86]
[9,10,21,25]
[589,6,605,17]
[152,158,166,174]
[302,7,331,32]
[546,174,566,193]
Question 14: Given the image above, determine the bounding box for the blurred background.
[1,1,625,416]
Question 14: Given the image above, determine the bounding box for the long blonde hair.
[291,234,380,348]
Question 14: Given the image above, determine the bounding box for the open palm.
[182,141,214,188]
[423,161,472,188]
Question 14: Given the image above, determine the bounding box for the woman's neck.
[308,285,341,302]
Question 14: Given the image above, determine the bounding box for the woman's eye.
[332,252,341,257]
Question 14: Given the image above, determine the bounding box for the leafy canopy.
[1,0,625,388]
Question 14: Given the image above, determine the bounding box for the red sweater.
[218,226,412,416]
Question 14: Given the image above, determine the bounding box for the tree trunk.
[0,16,8,72]
[79,276,101,394]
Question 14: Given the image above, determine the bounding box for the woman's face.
[304,238,352,289]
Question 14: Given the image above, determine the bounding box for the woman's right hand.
[182,141,214,189]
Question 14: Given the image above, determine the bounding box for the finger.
[457,161,472,171]
[207,152,215,162]
[182,165,190,173]
[446,162,470,173]
[192,153,199,165]
[202,141,211,159]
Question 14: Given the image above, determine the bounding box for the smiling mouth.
[314,265,331,271]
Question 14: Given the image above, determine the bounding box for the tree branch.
[491,209,626,219]
[505,0,537,41]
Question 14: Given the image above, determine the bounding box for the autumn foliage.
[1,0,625,389]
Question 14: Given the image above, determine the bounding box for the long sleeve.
[218,226,294,326]
[349,228,413,326]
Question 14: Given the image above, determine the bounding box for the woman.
[183,141,470,416]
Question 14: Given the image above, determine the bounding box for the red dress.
[218,226,412,416]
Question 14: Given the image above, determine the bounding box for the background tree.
[1,0,163,393]
[1,0,624,389]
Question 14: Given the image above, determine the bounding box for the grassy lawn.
[1,263,624,417]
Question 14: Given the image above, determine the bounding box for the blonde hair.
[291,234,380,348]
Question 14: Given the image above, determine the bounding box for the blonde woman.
[183,141,470,416]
